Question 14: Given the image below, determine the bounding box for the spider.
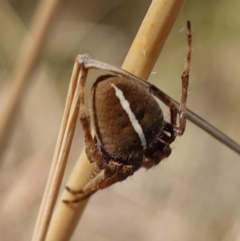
[63,21,192,203]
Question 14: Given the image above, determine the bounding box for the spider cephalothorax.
[63,21,192,203]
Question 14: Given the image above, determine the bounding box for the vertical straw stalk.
[42,0,186,241]
[32,62,81,241]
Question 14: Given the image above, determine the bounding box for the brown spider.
[63,21,192,203]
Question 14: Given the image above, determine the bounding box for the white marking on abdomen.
[112,84,147,149]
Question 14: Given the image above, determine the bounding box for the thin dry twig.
[32,62,81,241]
[44,1,186,241]
[186,109,240,154]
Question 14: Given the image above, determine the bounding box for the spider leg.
[161,121,177,144]
[143,133,172,169]
[78,63,105,168]
[149,21,192,136]
[178,20,192,135]
[63,161,136,203]
[63,169,109,203]
[142,116,187,169]
[63,62,110,204]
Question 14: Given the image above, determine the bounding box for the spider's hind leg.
[176,20,192,135]
[63,169,110,203]
[63,161,136,203]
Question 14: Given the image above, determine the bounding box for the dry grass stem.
[0,0,62,159]
[44,1,186,241]
[122,0,186,79]
[32,62,81,241]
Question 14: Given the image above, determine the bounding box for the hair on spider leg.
[178,26,185,33]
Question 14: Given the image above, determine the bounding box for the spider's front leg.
[77,62,104,168]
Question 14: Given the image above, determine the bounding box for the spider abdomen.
[90,75,164,161]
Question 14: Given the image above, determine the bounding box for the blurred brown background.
[1,0,240,240]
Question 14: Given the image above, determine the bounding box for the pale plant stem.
[44,1,186,241]
[32,62,80,241]
[122,0,186,79]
